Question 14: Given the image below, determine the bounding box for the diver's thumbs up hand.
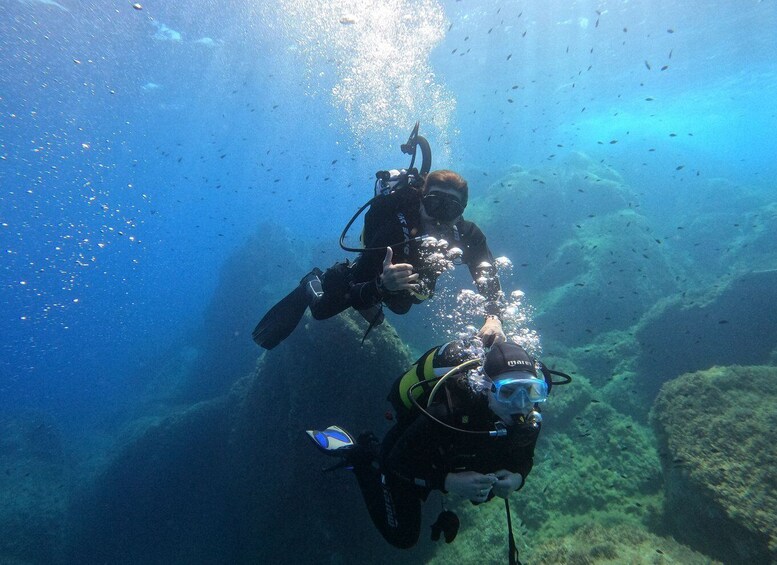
[383,246,394,269]
[380,247,419,293]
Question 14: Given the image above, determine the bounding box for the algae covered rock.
[467,155,678,349]
[519,401,662,534]
[652,365,777,564]
[526,522,722,565]
[67,312,414,564]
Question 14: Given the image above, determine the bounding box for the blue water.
[1,0,776,560]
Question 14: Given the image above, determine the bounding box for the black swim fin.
[252,269,322,350]
[252,286,307,349]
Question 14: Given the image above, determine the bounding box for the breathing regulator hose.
[339,122,432,253]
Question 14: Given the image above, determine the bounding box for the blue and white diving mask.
[491,371,548,411]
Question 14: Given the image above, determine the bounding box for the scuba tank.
[339,122,432,253]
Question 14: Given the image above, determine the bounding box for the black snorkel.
[339,121,432,253]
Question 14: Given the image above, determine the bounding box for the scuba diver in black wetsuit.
[306,341,571,564]
[252,125,507,350]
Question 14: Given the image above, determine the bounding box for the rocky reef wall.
[66,312,416,564]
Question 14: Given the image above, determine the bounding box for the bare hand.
[380,247,419,293]
[444,471,498,502]
[477,317,506,347]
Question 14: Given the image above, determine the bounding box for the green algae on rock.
[527,522,723,565]
[652,365,777,564]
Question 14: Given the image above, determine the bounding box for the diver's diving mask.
[422,191,465,223]
[491,371,549,411]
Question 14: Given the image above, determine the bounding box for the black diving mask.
[422,191,465,223]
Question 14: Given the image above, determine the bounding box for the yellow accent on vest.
[398,349,437,409]
[410,289,431,301]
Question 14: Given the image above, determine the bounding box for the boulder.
[651,365,777,564]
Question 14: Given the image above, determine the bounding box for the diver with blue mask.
[306,340,570,563]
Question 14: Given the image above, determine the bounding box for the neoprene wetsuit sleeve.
[348,190,418,311]
[463,223,505,318]
[347,278,383,310]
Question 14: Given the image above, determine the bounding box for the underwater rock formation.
[524,522,722,565]
[636,269,777,397]
[467,154,679,349]
[180,222,308,400]
[0,413,67,564]
[652,365,777,564]
[67,311,415,564]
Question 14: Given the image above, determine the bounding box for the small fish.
[507,98,514,103]
[507,53,512,60]
[339,14,358,25]
[645,97,654,101]
[667,29,674,33]
[668,49,673,59]
[661,65,669,71]
[132,2,143,9]
[676,165,684,170]
[609,140,617,144]
[644,60,651,70]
